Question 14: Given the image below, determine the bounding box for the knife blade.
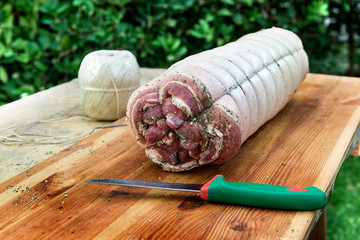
[85,174,327,211]
[86,178,203,192]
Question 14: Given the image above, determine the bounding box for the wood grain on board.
[0,68,165,183]
[0,73,359,240]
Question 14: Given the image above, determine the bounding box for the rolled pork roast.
[126,27,308,172]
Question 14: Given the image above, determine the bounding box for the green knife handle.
[200,175,327,210]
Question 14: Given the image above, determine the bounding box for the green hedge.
[0,0,359,104]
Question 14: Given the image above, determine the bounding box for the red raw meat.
[126,27,308,171]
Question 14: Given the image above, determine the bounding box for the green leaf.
[232,13,244,25]
[188,29,203,39]
[318,2,329,16]
[12,38,28,50]
[0,66,9,83]
[0,92,7,101]
[39,0,58,13]
[199,19,210,32]
[2,48,15,58]
[0,42,5,58]
[169,0,196,11]
[72,0,84,6]
[167,19,177,28]
[170,39,181,51]
[240,0,254,7]
[16,52,31,63]
[52,22,66,31]
[55,3,70,15]
[220,0,235,5]
[73,0,95,15]
[4,28,13,45]
[218,8,232,17]
[176,46,187,57]
[17,84,35,95]
[34,61,47,71]
[0,3,12,23]
[37,30,53,50]
[343,3,350,13]
[28,42,41,57]
[205,12,214,22]
[84,1,95,16]
[2,12,14,27]
[40,17,54,25]
[167,54,175,62]
[95,30,106,38]
[307,1,329,21]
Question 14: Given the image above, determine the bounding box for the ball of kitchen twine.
[78,50,141,120]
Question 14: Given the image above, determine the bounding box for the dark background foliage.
[0,0,359,105]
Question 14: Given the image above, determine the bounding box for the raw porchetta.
[126,27,308,172]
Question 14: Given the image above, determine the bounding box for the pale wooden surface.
[0,68,165,183]
[0,73,359,240]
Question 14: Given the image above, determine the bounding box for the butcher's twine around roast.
[126,27,309,172]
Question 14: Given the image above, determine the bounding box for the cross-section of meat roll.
[126,27,308,171]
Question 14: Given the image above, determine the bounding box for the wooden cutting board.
[0,74,359,240]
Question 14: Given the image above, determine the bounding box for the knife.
[85,174,327,210]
